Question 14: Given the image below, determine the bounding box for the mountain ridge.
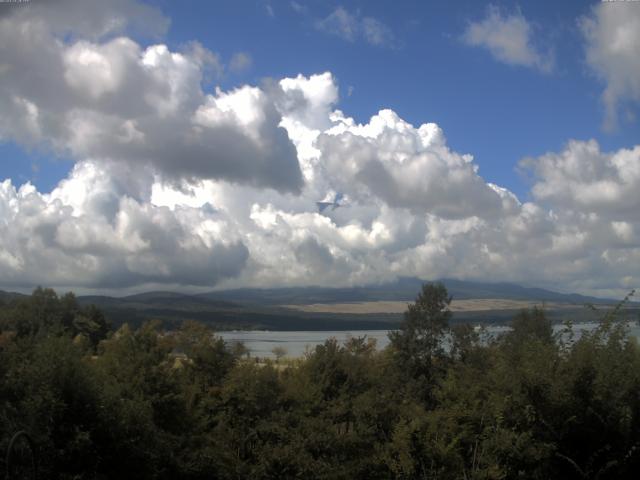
[195,277,619,306]
[0,278,623,307]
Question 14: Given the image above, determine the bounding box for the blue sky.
[1,0,639,296]
[3,0,637,199]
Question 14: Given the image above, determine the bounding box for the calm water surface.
[220,322,640,359]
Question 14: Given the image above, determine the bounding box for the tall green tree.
[388,282,452,398]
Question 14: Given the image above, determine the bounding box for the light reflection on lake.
[219,330,392,358]
[219,322,640,359]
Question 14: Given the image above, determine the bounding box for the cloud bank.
[1,0,639,297]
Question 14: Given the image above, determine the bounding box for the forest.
[1,284,640,479]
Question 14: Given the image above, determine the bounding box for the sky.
[0,0,639,297]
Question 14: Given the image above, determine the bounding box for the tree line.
[1,284,640,479]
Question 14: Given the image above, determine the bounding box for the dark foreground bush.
[1,285,640,479]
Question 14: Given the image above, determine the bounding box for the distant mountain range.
[195,277,617,306]
[0,279,632,331]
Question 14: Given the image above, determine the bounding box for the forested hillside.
[1,285,640,479]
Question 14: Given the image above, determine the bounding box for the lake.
[219,321,640,359]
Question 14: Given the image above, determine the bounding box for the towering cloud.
[0,0,639,297]
[0,0,303,192]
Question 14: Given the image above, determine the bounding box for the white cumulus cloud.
[580,2,640,129]
[463,5,553,73]
[521,139,640,218]
[0,1,303,193]
[0,163,248,291]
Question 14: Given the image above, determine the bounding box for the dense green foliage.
[2,284,640,479]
